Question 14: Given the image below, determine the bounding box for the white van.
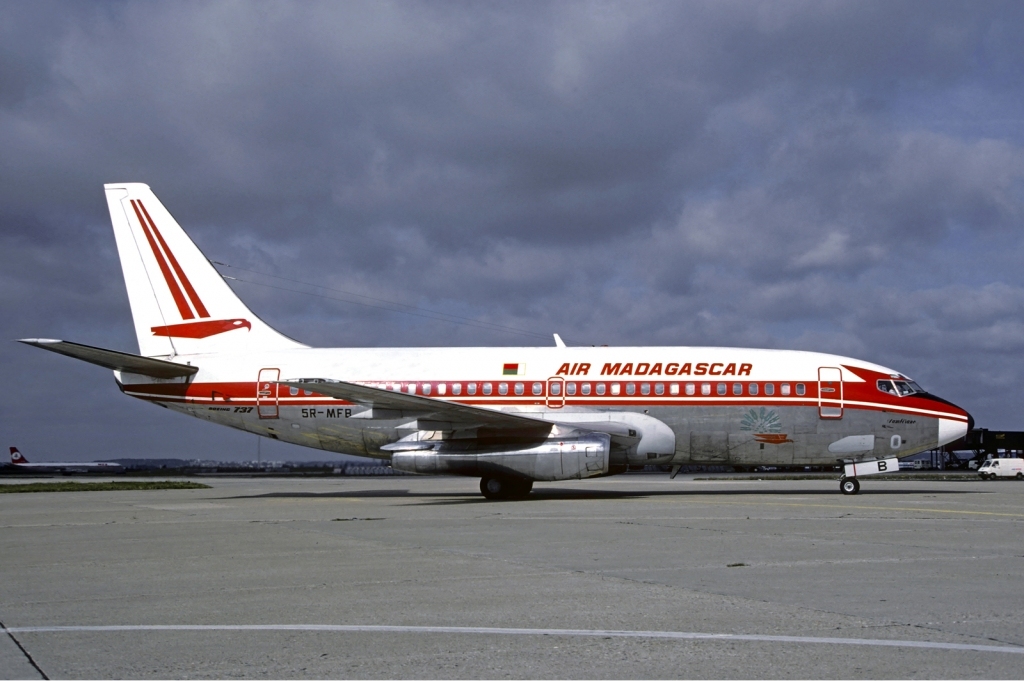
[977,458,1024,480]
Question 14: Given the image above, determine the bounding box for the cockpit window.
[877,379,923,397]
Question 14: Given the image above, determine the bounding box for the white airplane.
[19,184,972,498]
[8,447,123,472]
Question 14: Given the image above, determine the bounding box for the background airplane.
[8,447,124,473]
[18,184,971,498]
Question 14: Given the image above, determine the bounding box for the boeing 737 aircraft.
[8,447,123,473]
[19,184,972,498]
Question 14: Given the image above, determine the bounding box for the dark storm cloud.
[2,1,1024,462]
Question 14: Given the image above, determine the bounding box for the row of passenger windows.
[316,381,809,398]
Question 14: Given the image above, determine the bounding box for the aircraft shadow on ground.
[223,485,982,504]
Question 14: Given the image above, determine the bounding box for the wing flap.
[18,339,198,379]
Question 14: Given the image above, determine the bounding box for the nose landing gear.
[839,476,860,495]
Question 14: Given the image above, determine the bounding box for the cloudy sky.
[2,1,1023,462]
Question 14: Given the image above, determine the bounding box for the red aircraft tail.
[10,447,28,464]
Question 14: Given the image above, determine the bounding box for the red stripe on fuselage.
[117,379,968,421]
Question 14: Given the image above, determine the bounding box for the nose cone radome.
[937,417,970,447]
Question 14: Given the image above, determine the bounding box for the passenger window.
[452,383,461,395]
[717,383,727,395]
[499,383,509,395]
[626,383,636,395]
[641,383,651,396]
[581,383,591,396]
[748,383,758,395]
[610,383,620,396]
[304,390,312,396]
[422,383,431,395]
[701,383,711,396]
[566,382,577,396]
[437,383,446,395]
[290,386,299,396]
[733,382,742,396]
[654,383,664,396]
[514,382,524,395]
[596,383,606,396]
[765,383,774,396]
[781,383,791,396]
[796,383,805,396]
[482,383,491,395]
[670,383,681,395]
[467,383,477,395]
[532,382,543,396]
[685,382,695,395]
[408,383,417,394]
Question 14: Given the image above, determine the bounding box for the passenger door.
[546,377,565,409]
[257,368,280,419]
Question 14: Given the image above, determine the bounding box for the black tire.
[1016,472,1023,480]
[479,476,533,500]
[480,476,505,499]
[840,477,860,495]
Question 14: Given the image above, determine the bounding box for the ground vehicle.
[977,458,1024,480]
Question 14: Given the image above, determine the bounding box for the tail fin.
[104,184,305,357]
[10,447,27,464]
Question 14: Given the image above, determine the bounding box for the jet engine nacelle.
[391,432,610,481]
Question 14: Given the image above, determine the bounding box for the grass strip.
[0,481,211,493]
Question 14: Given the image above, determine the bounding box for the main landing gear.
[839,476,860,495]
[479,476,534,500]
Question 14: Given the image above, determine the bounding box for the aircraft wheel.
[507,479,533,499]
[479,477,533,500]
[1016,473,1023,480]
[480,476,506,499]
[840,477,860,495]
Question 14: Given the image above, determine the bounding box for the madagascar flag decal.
[502,363,524,376]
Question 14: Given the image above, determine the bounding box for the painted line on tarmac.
[7,624,1024,655]
[649,497,1024,518]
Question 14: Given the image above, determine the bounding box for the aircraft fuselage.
[117,345,970,469]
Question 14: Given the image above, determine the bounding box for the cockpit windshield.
[876,379,924,397]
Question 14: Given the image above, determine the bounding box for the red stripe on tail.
[137,201,210,318]
[131,200,194,320]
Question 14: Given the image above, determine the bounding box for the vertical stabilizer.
[104,183,305,357]
[10,448,27,464]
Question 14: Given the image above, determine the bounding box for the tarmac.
[1,474,1022,679]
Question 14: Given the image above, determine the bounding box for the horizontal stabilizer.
[17,339,198,379]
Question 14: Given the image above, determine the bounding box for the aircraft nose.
[938,416,970,447]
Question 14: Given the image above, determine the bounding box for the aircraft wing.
[278,379,553,431]
[18,339,198,379]
[278,379,642,450]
